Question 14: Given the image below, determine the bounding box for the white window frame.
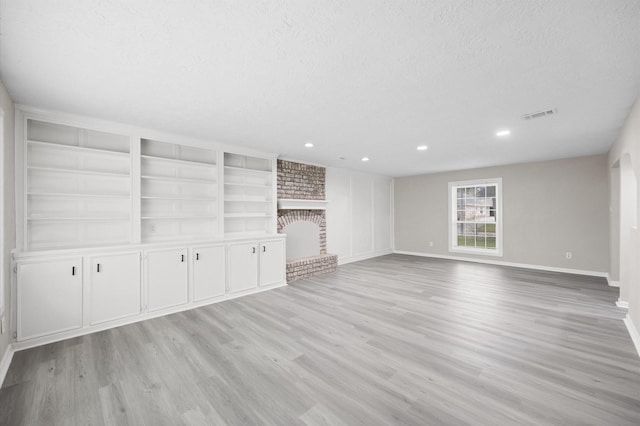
[448,177,503,257]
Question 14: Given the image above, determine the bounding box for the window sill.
[449,247,503,257]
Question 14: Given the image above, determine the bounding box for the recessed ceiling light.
[417,145,428,151]
[361,157,369,162]
[496,130,511,137]
[304,142,314,148]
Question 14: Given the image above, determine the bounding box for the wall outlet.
[565,252,572,259]
[429,241,434,247]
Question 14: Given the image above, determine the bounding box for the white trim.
[616,300,629,309]
[393,250,608,278]
[0,343,13,387]
[606,275,620,287]
[623,315,640,359]
[338,249,393,266]
[0,107,4,317]
[277,199,327,210]
[11,281,286,352]
[448,177,503,257]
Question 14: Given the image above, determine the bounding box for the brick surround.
[277,160,325,200]
[277,160,337,282]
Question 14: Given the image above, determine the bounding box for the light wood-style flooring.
[1,254,639,425]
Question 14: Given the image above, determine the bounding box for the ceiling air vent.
[521,108,557,120]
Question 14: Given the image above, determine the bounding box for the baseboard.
[606,275,620,287]
[617,300,629,309]
[393,250,608,278]
[338,249,393,266]
[623,315,640,359]
[0,344,14,387]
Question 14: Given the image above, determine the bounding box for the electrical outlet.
[429,241,434,247]
[566,252,572,259]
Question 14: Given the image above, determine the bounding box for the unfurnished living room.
[0,1,640,425]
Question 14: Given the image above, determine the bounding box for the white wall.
[0,80,16,379]
[609,95,640,354]
[394,155,609,274]
[326,167,393,264]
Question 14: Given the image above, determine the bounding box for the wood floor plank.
[2,254,640,425]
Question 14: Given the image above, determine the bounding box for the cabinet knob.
[97,263,101,273]
[262,246,266,253]
[181,254,185,262]
[196,253,200,261]
[72,266,76,276]
[252,247,256,254]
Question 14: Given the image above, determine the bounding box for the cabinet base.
[11,281,287,352]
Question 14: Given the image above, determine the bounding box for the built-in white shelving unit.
[13,107,286,349]
[140,139,218,243]
[25,120,132,250]
[224,153,275,236]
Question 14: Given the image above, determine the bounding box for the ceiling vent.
[521,108,557,120]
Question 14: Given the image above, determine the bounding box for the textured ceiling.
[1,0,639,177]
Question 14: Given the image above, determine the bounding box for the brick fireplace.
[277,160,338,282]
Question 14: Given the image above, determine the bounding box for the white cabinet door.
[192,245,226,301]
[17,257,83,340]
[146,248,188,312]
[259,239,285,286]
[228,242,258,292]
[90,252,141,325]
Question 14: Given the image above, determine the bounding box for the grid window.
[449,179,502,256]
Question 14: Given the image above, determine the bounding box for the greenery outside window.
[448,178,503,256]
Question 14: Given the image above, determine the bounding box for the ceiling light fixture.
[496,130,511,137]
[417,145,428,151]
[304,142,314,148]
[361,157,370,162]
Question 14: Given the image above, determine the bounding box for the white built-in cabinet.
[17,257,83,340]
[12,108,287,347]
[145,247,189,312]
[259,239,286,286]
[89,252,141,325]
[228,239,285,292]
[192,244,226,301]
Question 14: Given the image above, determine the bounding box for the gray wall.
[1,80,16,369]
[394,154,609,273]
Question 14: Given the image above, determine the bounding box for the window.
[448,178,502,256]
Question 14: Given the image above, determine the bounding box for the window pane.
[476,236,486,248]
[457,199,464,210]
[486,237,496,248]
[485,223,496,233]
[457,188,465,198]
[457,210,465,221]
[465,236,475,246]
[465,187,475,197]
[476,186,486,197]
[486,185,496,197]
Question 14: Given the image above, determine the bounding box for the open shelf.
[28,166,130,178]
[141,175,216,184]
[27,140,130,158]
[141,139,219,243]
[223,153,274,236]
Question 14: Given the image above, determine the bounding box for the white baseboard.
[606,275,620,287]
[0,344,14,387]
[338,249,393,266]
[393,250,608,278]
[623,315,640,359]
[617,300,629,309]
